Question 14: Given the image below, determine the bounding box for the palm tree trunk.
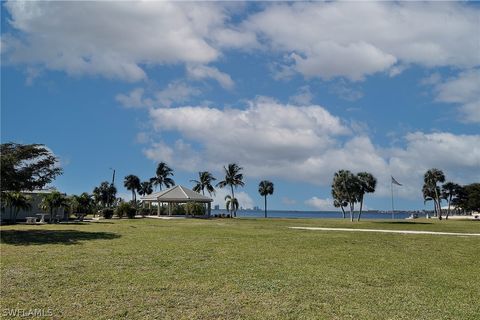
[357,195,364,222]
[435,198,442,220]
[264,195,267,218]
[349,202,354,222]
[434,187,442,220]
[13,207,18,224]
[230,185,235,217]
[446,195,452,220]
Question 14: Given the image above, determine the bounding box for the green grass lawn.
[1,218,479,319]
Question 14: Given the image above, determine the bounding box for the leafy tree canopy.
[1,143,62,192]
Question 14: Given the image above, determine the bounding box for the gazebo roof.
[140,185,212,203]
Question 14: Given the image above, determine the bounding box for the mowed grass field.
[1,218,479,319]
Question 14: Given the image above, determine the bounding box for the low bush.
[102,208,114,219]
[172,204,186,215]
[116,203,136,219]
[185,203,206,216]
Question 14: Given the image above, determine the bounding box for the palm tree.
[258,180,274,218]
[2,191,31,224]
[72,192,94,220]
[423,168,445,220]
[356,172,377,221]
[138,181,153,197]
[422,183,437,218]
[93,181,117,208]
[442,182,461,220]
[225,195,239,215]
[216,163,245,217]
[332,170,360,222]
[332,187,347,219]
[191,171,216,196]
[151,162,175,191]
[124,174,141,204]
[39,191,69,223]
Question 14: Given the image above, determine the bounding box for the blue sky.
[1,1,479,211]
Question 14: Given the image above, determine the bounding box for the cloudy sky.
[2,1,479,211]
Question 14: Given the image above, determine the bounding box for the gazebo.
[140,185,213,217]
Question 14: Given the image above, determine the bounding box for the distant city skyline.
[2,2,479,211]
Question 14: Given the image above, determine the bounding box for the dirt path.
[289,227,480,236]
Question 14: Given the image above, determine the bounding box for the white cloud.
[4,2,478,84]
[143,140,201,171]
[155,82,201,108]
[305,197,338,211]
[116,88,148,109]
[244,2,480,80]
[187,64,234,89]
[289,86,313,105]
[148,97,350,171]
[433,69,480,123]
[116,82,200,109]
[2,2,234,81]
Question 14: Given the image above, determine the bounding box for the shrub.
[127,207,136,219]
[116,202,136,219]
[102,208,114,219]
[157,206,167,215]
[185,202,206,216]
[172,204,186,215]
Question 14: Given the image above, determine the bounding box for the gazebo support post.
[157,201,160,216]
[207,202,211,218]
[168,203,171,216]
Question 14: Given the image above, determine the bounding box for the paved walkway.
[289,227,480,237]
[143,215,186,220]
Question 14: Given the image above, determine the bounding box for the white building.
[1,190,65,223]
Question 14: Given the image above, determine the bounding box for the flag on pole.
[391,176,402,186]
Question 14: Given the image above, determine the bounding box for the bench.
[26,217,37,224]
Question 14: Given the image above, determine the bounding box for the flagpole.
[391,179,394,219]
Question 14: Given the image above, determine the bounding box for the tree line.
[1,142,479,223]
[422,168,480,220]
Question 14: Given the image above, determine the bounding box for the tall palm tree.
[124,174,141,204]
[39,191,69,223]
[216,163,245,217]
[258,180,274,218]
[191,171,216,196]
[151,162,175,191]
[225,195,238,215]
[138,181,153,197]
[356,172,377,221]
[2,191,31,224]
[442,182,461,220]
[423,168,445,220]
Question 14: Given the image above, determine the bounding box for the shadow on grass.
[0,229,121,246]
[373,221,432,225]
